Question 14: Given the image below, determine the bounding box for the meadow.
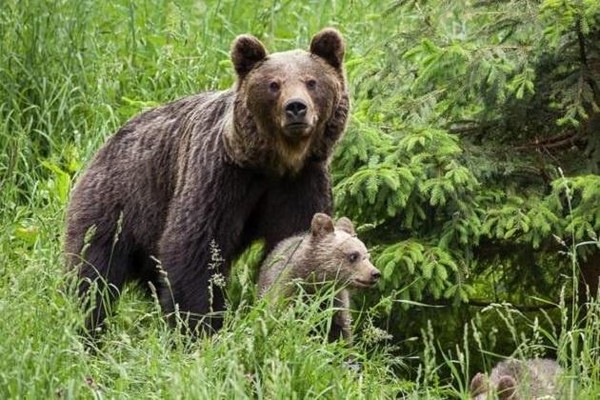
[1,0,599,398]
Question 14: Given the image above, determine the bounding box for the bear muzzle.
[282,98,314,140]
[352,266,381,288]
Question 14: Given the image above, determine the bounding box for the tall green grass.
[1,0,599,398]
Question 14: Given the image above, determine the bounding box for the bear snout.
[284,98,308,119]
[366,267,381,285]
[371,269,381,281]
[352,264,381,288]
[282,98,313,137]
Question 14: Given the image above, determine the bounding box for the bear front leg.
[158,211,241,334]
[158,232,230,335]
[330,289,352,343]
[158,167,263,335]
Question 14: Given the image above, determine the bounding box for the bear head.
[470,372,518,400]
[229,28,347,175]
[307,213,381,289]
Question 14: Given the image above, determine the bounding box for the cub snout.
[352,261,381,288]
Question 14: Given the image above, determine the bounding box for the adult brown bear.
[65,28,349,335]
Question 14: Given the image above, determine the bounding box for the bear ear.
[311,213,335,238]
[309,28,345,70]
[335,217,355,235]
[469,372,488,397]
[231,34,268,79]
[496,376,517,400]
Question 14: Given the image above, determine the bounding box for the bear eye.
[269,81,280,92]
[306,79,317,89]
[347,252,360,263]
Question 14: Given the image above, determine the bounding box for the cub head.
[470,372,518,400]
[309,213,381,288]
[230,28,347,174]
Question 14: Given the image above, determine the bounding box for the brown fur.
[258,213,381,343]
[470,358,562,400]
[65,29,349,335]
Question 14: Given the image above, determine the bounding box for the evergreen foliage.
[332,0,600,355]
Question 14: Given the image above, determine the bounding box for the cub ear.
[231,34,268,78]
[311,213,335,238]
[496,376,517,400]
[335,217,355,235]
[469,372,488,397]
[310,28,345,70]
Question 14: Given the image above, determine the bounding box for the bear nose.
[284,99,308,119]
[371,270,381,280]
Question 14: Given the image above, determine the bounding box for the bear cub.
[470,358,562,400]
[258,213,381,343]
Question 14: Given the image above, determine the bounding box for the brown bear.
[258,213,381,343]
[470,358,562,400]
[65,28,349,335]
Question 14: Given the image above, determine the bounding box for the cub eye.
[268,81,280,92]
[306,79,317,89]
[347,252,360,263]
